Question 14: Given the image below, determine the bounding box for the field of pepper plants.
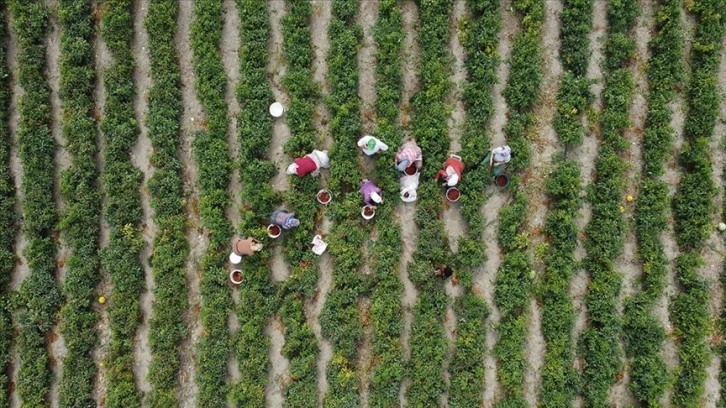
[1,0,725,407]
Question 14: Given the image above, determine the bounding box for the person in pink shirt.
[395,139,423,172]
[359,179,383,206]
[286,150,330,177]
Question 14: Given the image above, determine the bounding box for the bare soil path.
[221,0,243,391]
[441,2,468,405]
[176,0,206,405]
[397,2,421,404]
[356,1,379,405]
[7,5,25,407]
[359,0,378,135]
[92,9,113,406]
[702,35,726,406]
[265,2,291,406]
[268,0,292,194]
[44,1,69,405]
[130,0,155,397]
[306,2,334,406]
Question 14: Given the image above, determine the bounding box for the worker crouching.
[435,155,464,187]
[286,150,330,177]
[229,236,263,264]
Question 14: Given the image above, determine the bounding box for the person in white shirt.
[400,172,420,202]
[357,135,389,156]
[482,145,512,175]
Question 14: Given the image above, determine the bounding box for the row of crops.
[0,0,725,407]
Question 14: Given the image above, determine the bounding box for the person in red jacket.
[286,150,330,177]
[435,155,464,187]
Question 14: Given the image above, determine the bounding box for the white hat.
[229,252,242,264]
[370,192,382,203]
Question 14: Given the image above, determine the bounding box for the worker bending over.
[286,150,330,177]
[435,155,464,187]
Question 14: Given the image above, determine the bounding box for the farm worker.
[270,210,300,230]
[400,172,420,202]
[359,179,383,206]
[395,139,423,171]
[434,264,454,279]
[357,135,389,156]
[286,150,330,177]
[229,236,263,264]
[482,145,512,176]
[435,155,465,187]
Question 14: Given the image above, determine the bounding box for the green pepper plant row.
[0,0,15,405]
[491,0,542,404]
[229,0,277,406]
[144,1,189,406]
[94,0,148,405]
[278,1,322,406]
[448,0,501,405]
[670,0,724,404]
[540,0,594,402]
[625,0,679,404]
[320,0,369,406]
[406,0,453,405]
[98,0,145,405]
[579,1,645,404]
[56,0,101,406]
[189,1,233,406]
[9,1,63,405]
[367,0,405,405]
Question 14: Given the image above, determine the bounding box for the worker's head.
[370,192,382,204]
[314,150,330,168]
[250,240,263,252]
[366,139,377,151]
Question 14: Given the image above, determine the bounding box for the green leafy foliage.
[9,1,62,405]
[98,0,144,405]
[0,1,15,405]
[489,0,543,404]
[671,1,724,405]
[623,0,682,405]
[190,1,233,406]
[318,1,371,406]
[228,1,277,406]
[144,1,189,406]
[448,0,501,405]
[56,0,101,406]
[367,1,406,405]
[540,159,582,407]
[277,1,322,405]
[406,0,454,405]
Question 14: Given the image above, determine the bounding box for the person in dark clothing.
[434,264,453,279]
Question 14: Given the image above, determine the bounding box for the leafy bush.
[144,1,189,406]
[276,2,322,405]
[56,0,101,406]
[9,1,62,405]
[228,1,277,406]
[448,0,501,405]
[671,1,724,404]
[98,1,145,405]
[190,1,233,406]
[367,1,406,405]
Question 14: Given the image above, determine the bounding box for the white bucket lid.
[229,252,242,264]
[270,102,284,118]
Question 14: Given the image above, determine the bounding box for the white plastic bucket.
[361,205,375,220]
[269,102,284,118]
[267,224,282,238]
[229,270,243,285]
